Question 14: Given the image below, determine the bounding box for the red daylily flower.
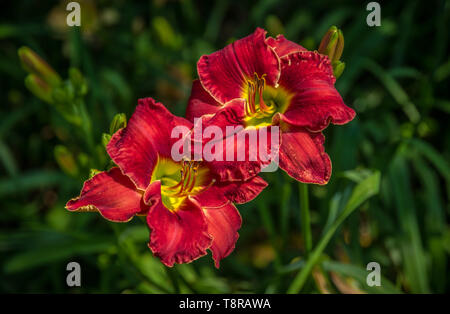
[66,98,267,267]
[186,28,356,184]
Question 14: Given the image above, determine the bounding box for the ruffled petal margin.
[278,51,355,132]
[146,196,212,267]
[266,34,307,58]
[211,176,268,204]
[198,28,280,104]
[200,201,242,268]
[186,80,223,122]
[66,167,147,222]
[107,98,193,189]
[189,176,266,267]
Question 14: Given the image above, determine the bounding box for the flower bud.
[89,168,102,178]
[102,133,112,148]
[334,29,344,61]
[318,26,344,62]
[332,61,345,79]
[18,46,62,87]
[54,145,79,177]
[109,113,127,134]
[24,74,53,104]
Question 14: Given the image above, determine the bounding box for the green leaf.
[342,170,380,217]
[409,139,450,178]
[4,236,114,274]
[0,170,77,197]
[0,140,18,176]
[287,171,381,293]
[389,152,429,293]
[322,261,402,294]
[408,138,450,197]
[340,168,375,183]
[363,59,420,123]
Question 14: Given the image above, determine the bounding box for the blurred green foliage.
[0,0,449,293]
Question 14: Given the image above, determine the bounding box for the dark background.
[0,0,448,293]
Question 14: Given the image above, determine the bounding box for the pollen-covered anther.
[245,72,275,119]
[162,159,206,197]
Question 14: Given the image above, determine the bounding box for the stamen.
[202,198,230,210]
[165,169,184,190]
[185,162,198,193]
[178,162,192,195]
[246,80,256,115]
[194,178,216,195]
[246,73,274,119]
[161,159,209,198]
[163,159,189,195]
[257,75,269,112]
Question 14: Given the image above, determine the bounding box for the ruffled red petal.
[278,51,355,132]
[146,196,212,267]
[198,28,280,104]
[278,128,331,184]
[199,200,242,268]
[212,175,268,204]
[107,98,193,189]
[65,167,147,222]
[186,80,222,122]
[266,34,307,58]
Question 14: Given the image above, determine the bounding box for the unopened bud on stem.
[318,26,345,78]
[318,26,344,62]
[18,47,62,87]
[332,61,345,79]
[109,113,127,134]
[25,74,53,104]
[102,133,112,148]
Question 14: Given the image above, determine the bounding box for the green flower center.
[243,73,292,128]
[151,157,213,211]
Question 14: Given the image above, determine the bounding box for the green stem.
[288,171,381,293]
[287,205,350,293]
[299,183,312,257]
